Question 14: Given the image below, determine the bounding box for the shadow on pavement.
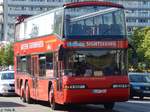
[53,104,120,112]
[0,95,19,97]
[0,102,25,107]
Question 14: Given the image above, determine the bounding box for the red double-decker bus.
[14,1,129,110]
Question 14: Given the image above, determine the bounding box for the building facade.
[104,0,150,34]
[2,0,66,41]
[0,0,3,41]
[1,0,150,41]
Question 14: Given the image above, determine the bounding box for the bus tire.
[49,86,60,110]
[129,94,133,99]
[25,83,32,104]
[20,84,26,103]
[104,102,115,110]
[140,96,143,100]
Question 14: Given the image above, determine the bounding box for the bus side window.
[46,53,53,77]
[20,57,27,73]
[53,52,58,77]
[17,56,21,73]
[39,55,46,77]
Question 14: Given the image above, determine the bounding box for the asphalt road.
[0,96,150,112]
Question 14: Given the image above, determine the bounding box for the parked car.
[0,70,15,96]
[128,72,150,99]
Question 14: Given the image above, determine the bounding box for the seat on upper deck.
[71,24,83,35]
[110,24,122,35]
[99,24,110,35]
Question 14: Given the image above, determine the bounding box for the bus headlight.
[64,84,86,89]
[112,84,129,88]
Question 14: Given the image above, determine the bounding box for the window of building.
[29,0,45,2]
[140,10,148,14]
[21,7,26,10]
[127,27,133,32]
[126,18,137,23]
[47,0,62,1]
[143,1,148,5]
[138,18,148,23]
[12,0,26,1]
[8,24,14,29]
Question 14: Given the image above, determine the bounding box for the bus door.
[31,55,39,100]
[54,53,63,102]
[37,54,48,101]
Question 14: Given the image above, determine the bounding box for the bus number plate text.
[92,89,107,94]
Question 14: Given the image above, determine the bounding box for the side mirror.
[58,45,65,61]
[131,51,138,65]
[128,44,138,65]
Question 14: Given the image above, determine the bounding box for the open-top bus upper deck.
[15,1,126,42]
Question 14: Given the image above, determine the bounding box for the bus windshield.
[63,49,127,77]
[64,6,126,39]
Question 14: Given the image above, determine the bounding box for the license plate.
[143,91,150,93]
[92,89,107,94]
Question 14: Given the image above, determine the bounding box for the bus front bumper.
[63,88,129,104]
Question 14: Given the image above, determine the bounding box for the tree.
[4,43,14,66]
[0,47,4,66]
[141,28,150,61]
[129,27,150,70]
[0,43,14,66]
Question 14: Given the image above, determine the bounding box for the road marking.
[128,100,150,104]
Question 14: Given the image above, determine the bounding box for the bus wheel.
[49,87,60,110]
[140,96,143,100]
[25,83,32,104]
[104,102,115,110]
[20,85,26,102]
[129,95,133,99]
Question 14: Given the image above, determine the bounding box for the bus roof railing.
[70,7,119,23]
